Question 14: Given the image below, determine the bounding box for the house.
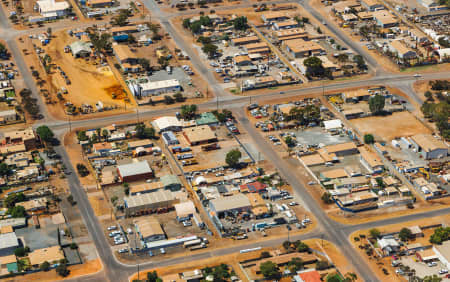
[409,134,448,160]
[161,174,182,191]
[239,181,267,193]
[0,232,19,256]
[15,198,48,212]
[244,42,270,54]
[152,116,182,132]
[36,0,70,18]
[416,249,439,263]
[294,56,338,75]
[272,20,299,30]
[127,140,153,150]
[182,125,217,146]
[284,39,325,58]
[418,0,449,11]
[138,79,181,96]
[433,241,450,270]
[195,112,219,126]
[434,48,450,63]
[231,36,259,46]
[321,168,349,180]
[87,0,114,8]
[110,25,138,36]
[294,269,321,282]
[28,246,65,267]
[373,11,398,28]
[389,40,417,60]
[209,194,251,217]
[4,128,37,150]
[69,41,92,58]
[357,11,374,20]
[180,269,204,282]
[332,0,361,14]
[135,217,165,242]
[233,55,253,66]
[377,237,400,255]
[361,0,384,11]
[359,146,384,174]
[117,160,153,182]
[0,255,17,274]
[274,28,308,43]
[242,76,278,90]
[408,225,424,238]
[93,142,113,155]
[124,190,178,216]
[0,110,18,124]
[261,11,289,23]
[341,89,371,102]
[112,44,140,72]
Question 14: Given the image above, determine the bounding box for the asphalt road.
[0,1,448,281]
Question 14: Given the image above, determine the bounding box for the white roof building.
[152,116,182,132]
[0,232,19,254]
[435,48,450,62]
[36,0,70,18]
[139,79,181,96]
[324,119,343,131]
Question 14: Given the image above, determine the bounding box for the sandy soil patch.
[350,111,431,141]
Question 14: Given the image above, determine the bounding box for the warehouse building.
[117,160,153,182]
[135,217,166,243]
[209,194,252,217]
[124,190,178,216]
[161,174,182,191]
[138,79,181,96]
[410,134,448,160]
[0,232,19,256]
[152,116,182,133]
[359,146,384,174]
[182,125,217,146]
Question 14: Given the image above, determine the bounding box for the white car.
[413,73,421,77]
[118,248,128,253]
[114,240,124,245]
[289,202,298,206]
[107,226,117,231]
[439,269,448,275]
[428,262,438,267]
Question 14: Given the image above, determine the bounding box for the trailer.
[190,243,206,251]
[184,239,202,248]
[201,143,220,151]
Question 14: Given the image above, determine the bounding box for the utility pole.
[136,107,140,123]
[216,96,219,110]
[68,115,72,132]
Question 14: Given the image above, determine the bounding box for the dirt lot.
[350,111,431,141]
[43,31,134,108]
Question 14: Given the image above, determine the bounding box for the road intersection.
[0,1,448,281]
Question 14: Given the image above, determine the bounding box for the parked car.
[107,226,117,231]
[182,221,192,227]
[439,269,448,275]
[428,262,438,267]
[160,248,166,254]
[118,248,128,253]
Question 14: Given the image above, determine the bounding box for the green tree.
[316,260,329,270]
[364,134,375,144]
[288,257,304,272]
[399,228,413,242]
[36,125,54,143]
[321,192,333,204]
[423,275,443,282]
[368,94,385,115]
[180,104,198,120]
[0,162,11,176]
[344,272,358,282]
[4,193,25,208]
[296,241,309,252]
[135,124,156,139]
[56,263,70,277]
[111,9,130,26]
[147,270,162,282]
[173,92,185,102]
[303,56,324,76]
[327,274,342,282]
[233,16,248,30]
[7,205,26,218]
[260,251,271,258]
[76,163,89,177]
[284,136,295,147]
[14,246,30,257]
[369,228,381,239]
[424,91,433,101]
[77,131,88,142]
[337,53,349,63]
[202,43,218,58]
[225,149,241,168]
[40,261,51,271]
[70,243,78,249]
[429,227,450,244]
[190,21,202,34]
[353,55,367,70]
[259,261,280,279]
